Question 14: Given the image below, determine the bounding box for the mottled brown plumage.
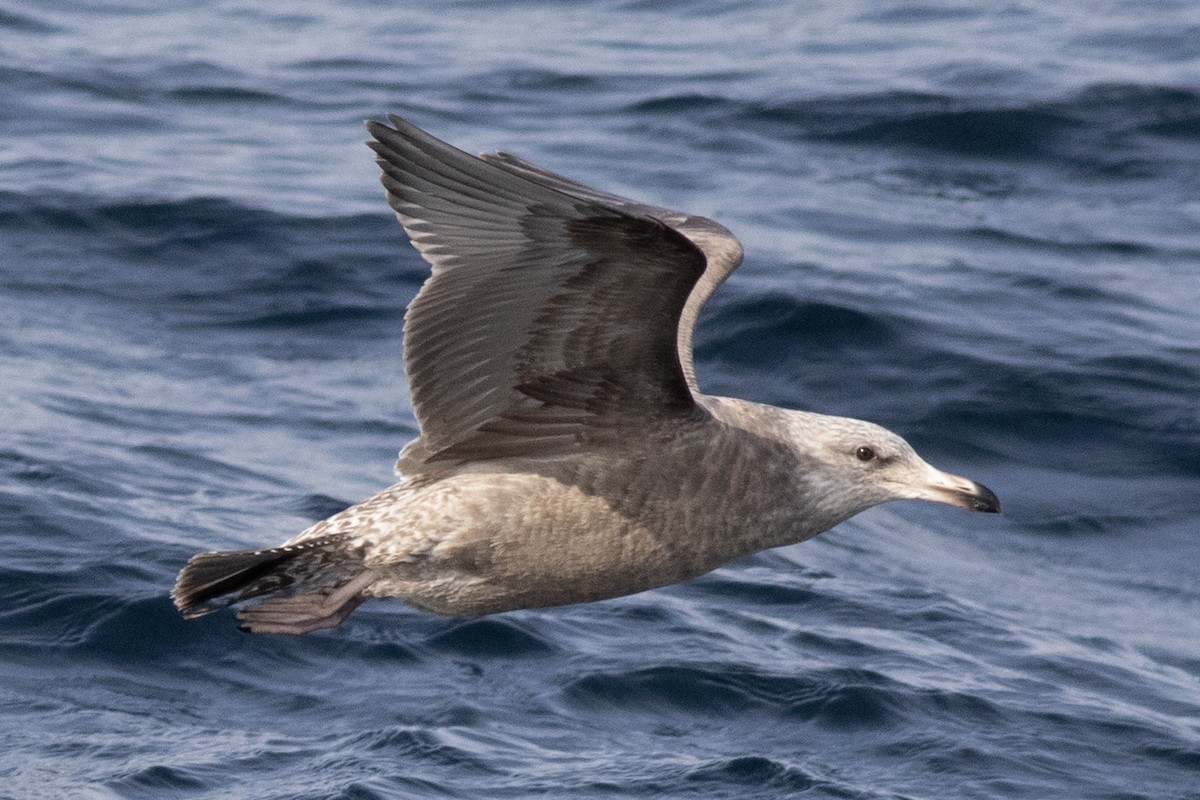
[172,116,999,635]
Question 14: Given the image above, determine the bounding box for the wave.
[0,6,59,33]
[626,83,1200,174]
[0,192,419,335]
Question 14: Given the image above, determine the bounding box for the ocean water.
[2,1,1199,798]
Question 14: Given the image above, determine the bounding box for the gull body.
[173,117,999,634]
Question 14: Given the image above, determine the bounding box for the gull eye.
[855,445,876,462]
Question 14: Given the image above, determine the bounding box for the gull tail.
[172,535,376,635]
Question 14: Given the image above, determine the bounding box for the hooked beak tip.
[966,482,1002,514]
[918,468,1002,514]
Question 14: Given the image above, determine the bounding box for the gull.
[172,116,1000,635]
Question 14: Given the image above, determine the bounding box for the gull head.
[789,411,1001,520]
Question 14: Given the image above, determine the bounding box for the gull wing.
[367,116,731,472]
[480,151,744,390]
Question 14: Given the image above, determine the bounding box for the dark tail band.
[171,535,345,619]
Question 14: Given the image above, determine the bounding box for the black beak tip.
[969,482,1002,514]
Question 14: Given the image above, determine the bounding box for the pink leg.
[236,570,378,635]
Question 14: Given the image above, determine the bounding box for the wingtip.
[366,116,424,155]
[364,118,390,137]
[365,114,417,141]
[375,114,418,138]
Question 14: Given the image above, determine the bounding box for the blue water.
[2,1,1199,797]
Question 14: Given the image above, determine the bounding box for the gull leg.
[236,570,378,635]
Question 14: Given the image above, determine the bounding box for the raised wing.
[480,151,744,390]
[367,116,730,471]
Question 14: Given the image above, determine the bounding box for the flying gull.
[172,116,1000,635]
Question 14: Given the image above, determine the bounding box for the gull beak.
[912,465,1002,513]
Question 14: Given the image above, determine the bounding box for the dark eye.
[855,446,876,462]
